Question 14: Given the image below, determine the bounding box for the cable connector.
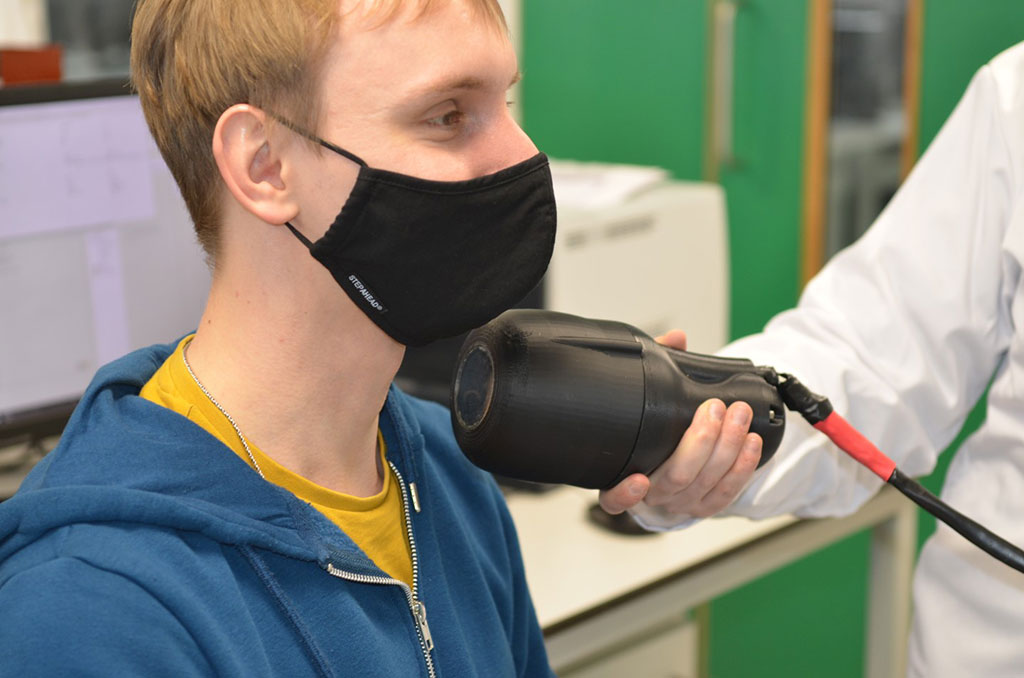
[777,373,833,425]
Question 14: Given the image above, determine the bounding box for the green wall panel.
[919,1,1024,150]
[521,0,808,341]
[709,532,871,677]
[717,0,809,338]
[521,0,708,181]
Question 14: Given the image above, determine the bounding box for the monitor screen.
[0,81,210,438]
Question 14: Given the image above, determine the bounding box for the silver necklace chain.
[181,339,266,479]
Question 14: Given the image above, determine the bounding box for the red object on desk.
[0,46,62,86]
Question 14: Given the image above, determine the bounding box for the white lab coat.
[633,43,1024,677]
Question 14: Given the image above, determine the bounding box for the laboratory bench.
[507,485,916,677]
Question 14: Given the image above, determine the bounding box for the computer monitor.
[0,80,210,441]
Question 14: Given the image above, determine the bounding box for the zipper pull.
[413,599,434,652]
[409,481,422,513]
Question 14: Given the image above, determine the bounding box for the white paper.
[0,232,97,415]
[549,159,669,210]
[0,97,156,242]
[85,228,131,366]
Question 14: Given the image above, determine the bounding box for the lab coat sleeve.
[633,63,1020,529]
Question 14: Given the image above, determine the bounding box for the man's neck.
[185,277,405,498]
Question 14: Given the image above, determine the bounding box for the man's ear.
[212,104,299,225]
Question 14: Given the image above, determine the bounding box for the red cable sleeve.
[812,412,896,481]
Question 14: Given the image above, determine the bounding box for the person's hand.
[597,330,763,518]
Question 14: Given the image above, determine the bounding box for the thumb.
[655,329,687,351]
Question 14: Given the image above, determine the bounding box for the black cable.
[778,373,1024,575]
[888,469,1024,573]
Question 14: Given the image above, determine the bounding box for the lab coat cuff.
[627,503,701,532]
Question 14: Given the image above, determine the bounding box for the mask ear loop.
[285,222,314,249]
[266,112,369,167]
[265,112,370,248]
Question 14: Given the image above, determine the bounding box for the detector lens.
[454,345,495,431]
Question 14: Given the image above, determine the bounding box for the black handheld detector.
[450,309,785,490]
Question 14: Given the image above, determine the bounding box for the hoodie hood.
[0,340,423,568]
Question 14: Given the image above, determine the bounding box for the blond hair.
[130,0,507,262]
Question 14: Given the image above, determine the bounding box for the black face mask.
[283,127,557,347]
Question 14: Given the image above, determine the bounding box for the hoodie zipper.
[324,462,435,678]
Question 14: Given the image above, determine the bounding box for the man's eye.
[426,110,465,128]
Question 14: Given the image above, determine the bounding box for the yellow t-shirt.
[140,336,413,587]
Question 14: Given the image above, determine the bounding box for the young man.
[0,1,555,675]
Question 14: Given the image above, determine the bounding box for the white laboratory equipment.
[546,164,730,353]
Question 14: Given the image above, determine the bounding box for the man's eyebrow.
[407,71,522,100]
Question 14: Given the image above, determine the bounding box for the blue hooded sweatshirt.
[0,342,553,677]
